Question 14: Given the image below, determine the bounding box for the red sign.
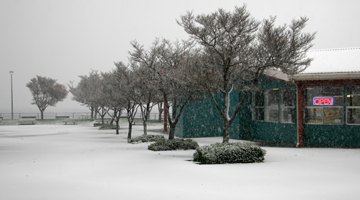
[313,97,334,106]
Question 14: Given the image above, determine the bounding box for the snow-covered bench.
[19,116,36,125]
[56,116,70,120]
[94,118,112,124]
[62,118,77,125]
[119,116,143,125]
[133,118,143,125]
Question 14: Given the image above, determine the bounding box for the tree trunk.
[163,102,167,132]
[223,120,230,143]
[127,122,132,139]
[158,103,163,121]
[91,107,94,119]
[143,121,147,136]
[40,110,44,120]
[116,120,120,135]
[168,123,176,140]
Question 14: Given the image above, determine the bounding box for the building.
[175,47,360,147]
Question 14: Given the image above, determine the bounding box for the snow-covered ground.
[1,123,360,200]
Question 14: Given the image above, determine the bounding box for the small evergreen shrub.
[193,142,266,164]
[148,138,199,151]
[98,124,118,130]
[128,134,165,144]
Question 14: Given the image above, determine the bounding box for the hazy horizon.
[1,0,360,114]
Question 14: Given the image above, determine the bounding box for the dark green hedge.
[193,142,266,164]
[148,138,199,151]
[128,135,165,144]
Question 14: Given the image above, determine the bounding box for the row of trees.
[27,5,315,143]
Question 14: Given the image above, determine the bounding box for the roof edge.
[292,72,360,81]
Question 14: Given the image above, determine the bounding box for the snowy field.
[1,123,360,200]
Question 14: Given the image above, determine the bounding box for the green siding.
[258,76,295,89]
[304,124,360,147]
[175,75,360,148]
[175,91,241,139]
[250,76,297,144]
[252,122,297,144]
[238,93,253,140]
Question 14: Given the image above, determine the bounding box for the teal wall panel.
[304,125,360,147]
[175,91,241,139]
[238,93,253,140]
[252,122,297,144]
[175,74,360,148]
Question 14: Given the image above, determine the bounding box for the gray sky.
[1,0,360,114]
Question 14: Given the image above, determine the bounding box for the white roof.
[293,47,360,80]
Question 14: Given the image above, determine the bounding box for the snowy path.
[1,124,360,200]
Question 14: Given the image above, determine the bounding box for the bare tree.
[157,102,164,121]
[101,71,126,135]
[133,64,163,135]
[178,5,315,143]
[113,62,140,139]
[26,76,68,120]
[129,39,163,135]
[130,39,198,139]
[69,70,103,119]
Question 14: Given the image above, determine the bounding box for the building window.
[346,86,360,125]
[265,89,279,122]
[253,91,264,121]
[280,88,296,123]
[304,86,344,125]
[253,88,295,123]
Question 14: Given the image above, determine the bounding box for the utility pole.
[9,71,14,120]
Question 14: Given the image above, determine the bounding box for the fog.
[1,0,360,114]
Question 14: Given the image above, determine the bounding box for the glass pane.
[254,108,264,121]
[281,88,296,107]
[265,107,279,122]
[280,108,296,123]
[265,89,279,107]
[323,107,343,124]
[254,91,264,106]
[305,86,343,106]
[347,108,360,124]
[265,89,279,122]
[347,86,360,106]
[305,108,323,124]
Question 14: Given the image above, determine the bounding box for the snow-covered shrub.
[148,139,199,151]
[128,135,165,144]
[98,124,118,130]
[193,142,266,164]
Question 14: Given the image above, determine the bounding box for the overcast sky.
[1,0,360,114]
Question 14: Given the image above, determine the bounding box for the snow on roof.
[293,47,360,80]
[303,47,360,74]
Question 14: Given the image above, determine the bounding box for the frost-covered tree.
[112,62,140,139]
[26,75,68,120]
[129,39,163,135]
[69,70,103,119]
[101,71,126,135]
[132,64,163,135]
[178,5,315,143]
[131,38,203,139]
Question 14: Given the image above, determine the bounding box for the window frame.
[280,88,296,124]
[252,91,264,121]
[304,85,344,125]
[346,85,360,125]
[252,87,296,124]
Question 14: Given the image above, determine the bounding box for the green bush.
[128,134,165,144]
[193,142,266,164]
[148,138,199,151]
[98,124,118,130]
